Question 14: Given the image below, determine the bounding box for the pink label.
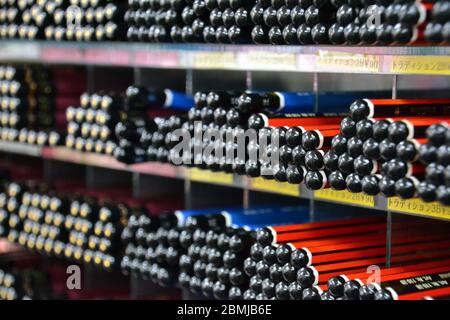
[86,153,127,169]
[132,162,178,178]
[85,48,132,65]
[41,47,83,63]
[42,147,83,163]
[43,147,128,169]
[43,147,180,177]
[134,50,179,67]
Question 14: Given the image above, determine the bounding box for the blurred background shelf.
[1,41,450,75]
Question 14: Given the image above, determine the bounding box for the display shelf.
[42,148,301,193]
[1,41,450,75]
[0,140,43,157]
[1,141,449,221]
[41,146,183,178]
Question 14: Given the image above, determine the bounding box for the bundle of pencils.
[244,215,387,299]
[319,98,450,199]
[244,215,450,300]
[323,259,450,300]
[120,204,314,298]
[417,122,450,205]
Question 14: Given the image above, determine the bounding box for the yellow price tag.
[316,50,381,73]
[388,197,450,221]
[193,52,236,69]
[240,51,297,70]
[390,56,450,75]
[188,168,234,185]
[250,177,300,197]
[314,189,375,207]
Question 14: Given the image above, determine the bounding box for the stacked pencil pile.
[244,216,383,299]
[120,206,174,287]
[247,113,345,186]
[0,65,80,147]
[0,0,56,39]
[417,122,450,205]
[170,91,244,171]
[424,0,450,44]
[120,205,316,298]
[1,0,447,44]
[120,207,258,291]
[125,0,254,43]
[177,215,251,299]
[166,90,374,174]
[47,0,127,41]
[109,91,450,207]
[122,0,445,45]
[168,91,377,180]
[109,91,450,208]
[316,99,450,199]
[0,261,53,300]
[113,85,192,164]
[322,258,450,300]
[0,0,127,41]
[0,179,131,271]
[120,208,250,290]
[65,189,130,271]
[65,91,121,156]
[244,216,450,300]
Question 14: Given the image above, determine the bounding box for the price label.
[134,50,179,68]
[188,168,234,185]
[132,162,178,178]
[239,51,297,70]
[250,177,300,197]
[84,48,132,65]
[42,147,83,163]
[390,56,450,75]
[297,54,317,72]
[316,50,381,73]
[41,47,83,63]
[193,52,235,69]
[388,197,450,221]
[314,189,375,207]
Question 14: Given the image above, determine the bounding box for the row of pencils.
[121,92,450,205]
[120,205,450,300]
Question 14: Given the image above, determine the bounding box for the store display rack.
[0,41,449,75]
[0,41,449,220]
